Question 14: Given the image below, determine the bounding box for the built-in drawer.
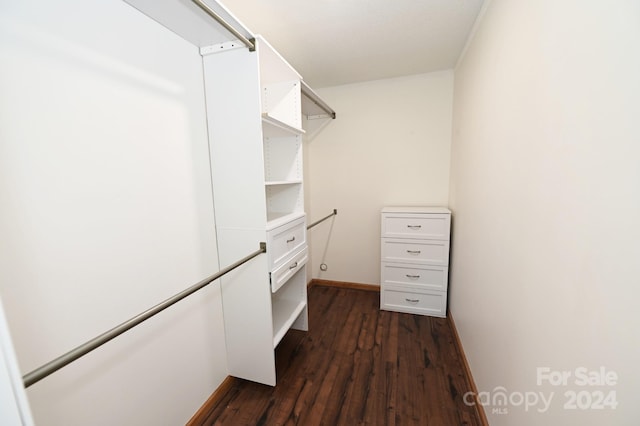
[267,216,306,270]
[381,285,447,317]
[381,213,450,240]
[381,238,449,266]
[270,247,307,293]
[381,262,448,292]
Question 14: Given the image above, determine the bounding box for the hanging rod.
[192,0,256,51]
[307,209,338,230]
[301,81,336,119]
[190,1,334,119]
[23,242,266,388]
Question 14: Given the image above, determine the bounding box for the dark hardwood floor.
[193,284,483,425]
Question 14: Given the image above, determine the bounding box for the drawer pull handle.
[406,250,421,254]
[406,274,420,279]
[407,225,422,229]
[286,236,296,243]
[405,298,420,303]
[289,261,298,270]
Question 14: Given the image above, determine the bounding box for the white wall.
[0,1,227,424]
[0,297,34,425]
[306,72,453,285]
[450,0,640,424]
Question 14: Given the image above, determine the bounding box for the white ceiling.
[221,0,485,88]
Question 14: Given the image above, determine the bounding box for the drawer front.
[267,216,306,269]
[381,262,448,291]
[381,213,450,240]
[270,247,308,293]
[381,238,449,266]
[381,286,447,317]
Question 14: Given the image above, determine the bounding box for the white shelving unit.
[202,37,310,386]
[123,0,334,386]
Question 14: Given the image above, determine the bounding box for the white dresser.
[380,206,451,317]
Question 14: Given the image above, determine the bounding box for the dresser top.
[381,206,451,214]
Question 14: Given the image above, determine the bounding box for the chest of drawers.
[380,207,451,317]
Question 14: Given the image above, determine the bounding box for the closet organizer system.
[124,0,336,386]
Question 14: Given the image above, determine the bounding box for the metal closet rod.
[192,0,256,51]
[23,242,267,388]
[191,1,335,119]
[301,81,336,119]
[307,209,338,230]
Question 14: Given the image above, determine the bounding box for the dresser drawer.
[381,238,449,266]
[270,247,307,293]
[381,262,448,291]
[381,213,450,240]
[267,216,306,270]
[381,286,447,317]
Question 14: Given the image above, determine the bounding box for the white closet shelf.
[123,0,252,49]
[265,180,302,186]
[262,113,305,137]
[266,211,305,230]
[272,298,306,347]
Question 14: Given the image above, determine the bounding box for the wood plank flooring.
[193,284,483,425]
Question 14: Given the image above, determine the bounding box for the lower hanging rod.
[23,242,267,388]
[307,209,338,230]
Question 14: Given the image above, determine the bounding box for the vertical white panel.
[203,47,266,231]
[202,45,276,386]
